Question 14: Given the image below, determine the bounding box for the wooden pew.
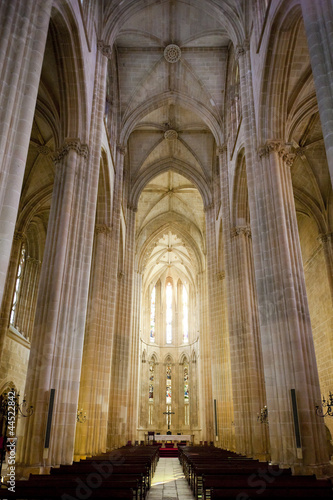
[0,482,135,500]
[210,486,333,499]
[0,445,159,500]
[204,475,333,500]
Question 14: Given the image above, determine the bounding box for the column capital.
[95,224,112,236]
[37,145,52,156]
[204,202,214,213]
[258,141,296,167]
[97,40,112,58]
[127,203,138,213]
[231,225,251,238]
[217,144,227,156]
[116,143,127,156]
[53,139,89,163]
[13,231,25,242]
[26,256,41,265]
[294,147,307,160]
[216,271,225,280]
[318,232,333,244]
[235,39,250,60]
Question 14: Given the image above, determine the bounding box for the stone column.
[0,0,52,312]
[189,351,198,431]
[73,38,111,459]
[301,0,333,185]
[127,270,143,443]
[17,38,109,471]
[197,267,214,442]
[218,142,267,458]
[17,140,90,472]
[139,346,148,432]
[108,206,136,449]
[237,42,329,474]
[229,225,267,459]
[205,203,234,449]
[74,224,113,460]
[318,232,333,303]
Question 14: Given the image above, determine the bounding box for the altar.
[148,434,192,441]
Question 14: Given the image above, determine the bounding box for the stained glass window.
[150,286,156,343]
[10,244,26,328]
[184,364,189,402]
[183,284,189,343]
[166,363,171,404]
[166,282,172,344]
[149,363,154,401]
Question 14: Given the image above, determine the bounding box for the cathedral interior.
[0,0,333,480]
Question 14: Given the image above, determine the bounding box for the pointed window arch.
[10,243,26,329]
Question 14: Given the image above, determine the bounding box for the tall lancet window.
[183,284,189,343]
[166,363,172,404]
[166,281,172,344]
[149,362,155,401]
[150,286,156,343]
[184,361,189,425]
[184,364,189,402]
[10,243,26,328]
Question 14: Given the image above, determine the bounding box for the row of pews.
[0,445,159,499]
[178,445,333,500]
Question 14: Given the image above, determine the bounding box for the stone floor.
[147,457,194,499]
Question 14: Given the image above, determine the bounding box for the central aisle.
[147,457,194,499]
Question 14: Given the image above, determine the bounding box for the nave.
[0,0,333,483]
[147,457,193,500]
[0,444,332,499]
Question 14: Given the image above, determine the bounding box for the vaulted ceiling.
[115,0,230,288]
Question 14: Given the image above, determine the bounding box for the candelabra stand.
[315,392,333,417]
[257,405,268,424]
[0,389,33,484]
[77,409,87,423]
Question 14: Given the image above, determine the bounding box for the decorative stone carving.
[95,224,112,236]
[164,129,178,140]
[217,145,227,156]
[116,143,127,156]
[258,141,296,167]
[97,40,112,58]
[318,232,332,244]
[26,256,41,265]
[13,231,25,241]
[127,203,138,212]
[294,147,307,161]
[164,44,181,63]
[235,39,250,60]
[231,226,252,238]
[53,139,89,163]
[204,202,214,213]
[37,145,51,156]
[216,271,225,280]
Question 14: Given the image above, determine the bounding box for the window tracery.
[10,244,26,330]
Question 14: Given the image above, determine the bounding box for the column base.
[15,464,51,480]
[292,461,333,479]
